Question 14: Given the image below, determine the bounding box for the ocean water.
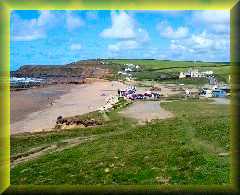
[10,77,44,83]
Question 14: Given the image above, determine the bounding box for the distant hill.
[11,59,230,83]
[11,60,113,79]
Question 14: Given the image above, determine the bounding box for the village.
[6,8,233,188]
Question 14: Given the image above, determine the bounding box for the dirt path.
[11,129,129,168]
[119,101,174,124]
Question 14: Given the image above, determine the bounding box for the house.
[190,69,200,78]
[136,65,140,69]
[179,69,200,78]
[124,68,133,72]
[179,72,186,79]
[202,70,213,76]
[179,69,213,79]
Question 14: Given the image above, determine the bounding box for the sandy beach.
[11,80,126,134]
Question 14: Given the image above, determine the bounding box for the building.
[179,72,186,79]
[179,69,213,79]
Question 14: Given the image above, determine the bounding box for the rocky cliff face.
[11,60,113,79]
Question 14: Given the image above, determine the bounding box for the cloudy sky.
[10,10,230,70]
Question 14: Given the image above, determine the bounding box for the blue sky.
[10,10,230,70]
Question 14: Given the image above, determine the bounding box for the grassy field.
[105,59,231,83]
[11,99,230,185]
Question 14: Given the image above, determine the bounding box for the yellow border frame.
[0,0,239,194]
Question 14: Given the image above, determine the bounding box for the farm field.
[105,59,231,83]
[11,99,230,185]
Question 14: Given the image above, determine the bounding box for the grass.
[104,59,230,83]
[11,99,230,185]
[160,78,209,85]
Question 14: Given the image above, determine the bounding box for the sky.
[10,10,230,70]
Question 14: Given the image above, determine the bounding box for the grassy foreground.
[11,99,230,185]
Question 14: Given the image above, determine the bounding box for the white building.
[179,69,213,79]
[124,68,133,72]
[179,72,186,79]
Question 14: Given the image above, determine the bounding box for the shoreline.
[10,79,126,135]
[10,84,72,124]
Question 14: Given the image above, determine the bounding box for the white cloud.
[100,11,136,39]
[108,40,139,52]
[163,11,230,61]
[70,43,82,51]
[193,10,230,34]
[102,11,149,52]
[169,31,229,59]
[157,21,189,39]
[11,11,56,41]
[66,11,84,31]
[193,10,229,24]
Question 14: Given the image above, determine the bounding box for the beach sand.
[11,85,72,124]
[11,80,126,135]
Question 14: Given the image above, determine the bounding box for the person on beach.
[48,97,54,106]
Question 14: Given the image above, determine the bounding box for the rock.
[56,116,64,124]
[57,116,63,120]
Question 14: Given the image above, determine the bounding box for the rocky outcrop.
[55,115,103,130]
[11,59,113,80]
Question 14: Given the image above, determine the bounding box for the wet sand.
[11,80,126,135]
[11,85,72,124]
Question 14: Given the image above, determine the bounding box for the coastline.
[10,79,126,135]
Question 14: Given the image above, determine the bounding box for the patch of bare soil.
[119,101,174,124]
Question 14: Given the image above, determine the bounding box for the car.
[136,94,144,99]
[144,92,152,97]
[152,93,161,99]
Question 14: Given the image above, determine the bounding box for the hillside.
[11,59,231,84]
[11,60,113,79]
[105,59,231,83]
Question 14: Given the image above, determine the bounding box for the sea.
[10,77,45,87]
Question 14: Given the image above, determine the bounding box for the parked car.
[152,93,161,99]
[199,88,213,98]
[144,92,152,97]
[136,94,145,99]
[212,89,227,98]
